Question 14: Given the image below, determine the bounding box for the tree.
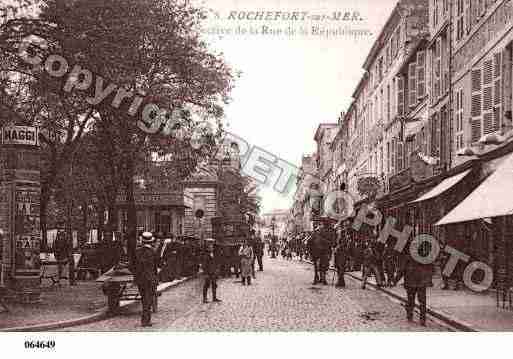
[2,0,235,258]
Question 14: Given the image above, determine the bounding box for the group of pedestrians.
[333,220,434,326]
[202,230,265,303]
[157,234,200,282]
[281,219,433,327]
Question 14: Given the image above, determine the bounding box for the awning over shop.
[410,169,472,204]
[436,153,513,226]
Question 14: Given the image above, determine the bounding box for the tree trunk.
[125,157,137,269]
[79,200,88,248]
[97,203,105,242]
[107,204,118,233]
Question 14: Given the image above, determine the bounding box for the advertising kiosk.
[0,125,41,302]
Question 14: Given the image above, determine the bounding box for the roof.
[314,123,338,142]
[436,153,513,225]
[362,2,402,70]
[410,169,472,203]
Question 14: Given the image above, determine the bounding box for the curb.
[343,271,478,332]
[0,276,193,332]
[303,259,478,332]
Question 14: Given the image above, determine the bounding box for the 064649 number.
[24,340,55,349]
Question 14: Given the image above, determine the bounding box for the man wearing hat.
[134,232,159,327]
[201,238,221,303]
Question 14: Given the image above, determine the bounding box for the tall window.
[456,0,465,41]
[397,141,404,171]
[379,147,383,175]
[417,51,426,99]
[391,139,396,174]
[378,57,384,82]
[431,113,441,156]
[387,141,391,174]
[432,38,442,102]
[397,76,405,116]
[470,53,503,143]
[387,84,391,123]
[409,62,417,108]
[442,34,450,94]
[379,87,385,122]
[440,107,449,165]
[433,0,439,27]
[465,0,472,34]
[455,88,465,150]
[493,52,503,132]
[394,26,401,57]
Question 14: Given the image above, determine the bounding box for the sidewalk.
[0,267,191,331]
[0,280,107,330]
[346,270,513,331]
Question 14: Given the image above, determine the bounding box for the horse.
[307,230,332,285]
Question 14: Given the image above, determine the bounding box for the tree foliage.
[0,0,236,248]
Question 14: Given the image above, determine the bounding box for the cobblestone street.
[68,257,449,331]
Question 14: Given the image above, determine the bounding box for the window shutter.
[417,51,426,99]
[503,48,512,126]
[409,62,417,107]
[397,141,403,172]
[465,0,471,34]
[397,76,404,116]
[493,52,502,131]
[471,68,483,142]
[455,88,465,150]
[434,38,442,99]
[391,139,396,174]
[482,59,494,135]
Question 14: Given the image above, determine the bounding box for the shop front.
[436,148,513,305]
[116,190,193,237]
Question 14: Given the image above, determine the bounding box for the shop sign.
[1,126,39,146]
[117,191,185,206]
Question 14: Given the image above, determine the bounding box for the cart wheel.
[105,282,122,315]
[108,293,120,314]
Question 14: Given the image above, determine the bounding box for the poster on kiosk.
[0,125,41,289]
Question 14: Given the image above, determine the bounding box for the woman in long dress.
[238,241,254,285]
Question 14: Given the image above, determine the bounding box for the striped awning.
[410,169,471,203]
[436,153,513,225]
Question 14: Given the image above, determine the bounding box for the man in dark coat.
[394,244,434,326]
[383,241,397,287]
[53,230,70,284]
[134,232,159,327]
[308,224,331,285]
[254,231,264,272]
[201,238,221,303]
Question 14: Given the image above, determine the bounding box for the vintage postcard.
[1,0,513,355]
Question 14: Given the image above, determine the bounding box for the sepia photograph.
[1,0,513,355]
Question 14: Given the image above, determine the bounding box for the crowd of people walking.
[282,219,434,326]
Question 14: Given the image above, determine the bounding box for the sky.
[199,0,399,214]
